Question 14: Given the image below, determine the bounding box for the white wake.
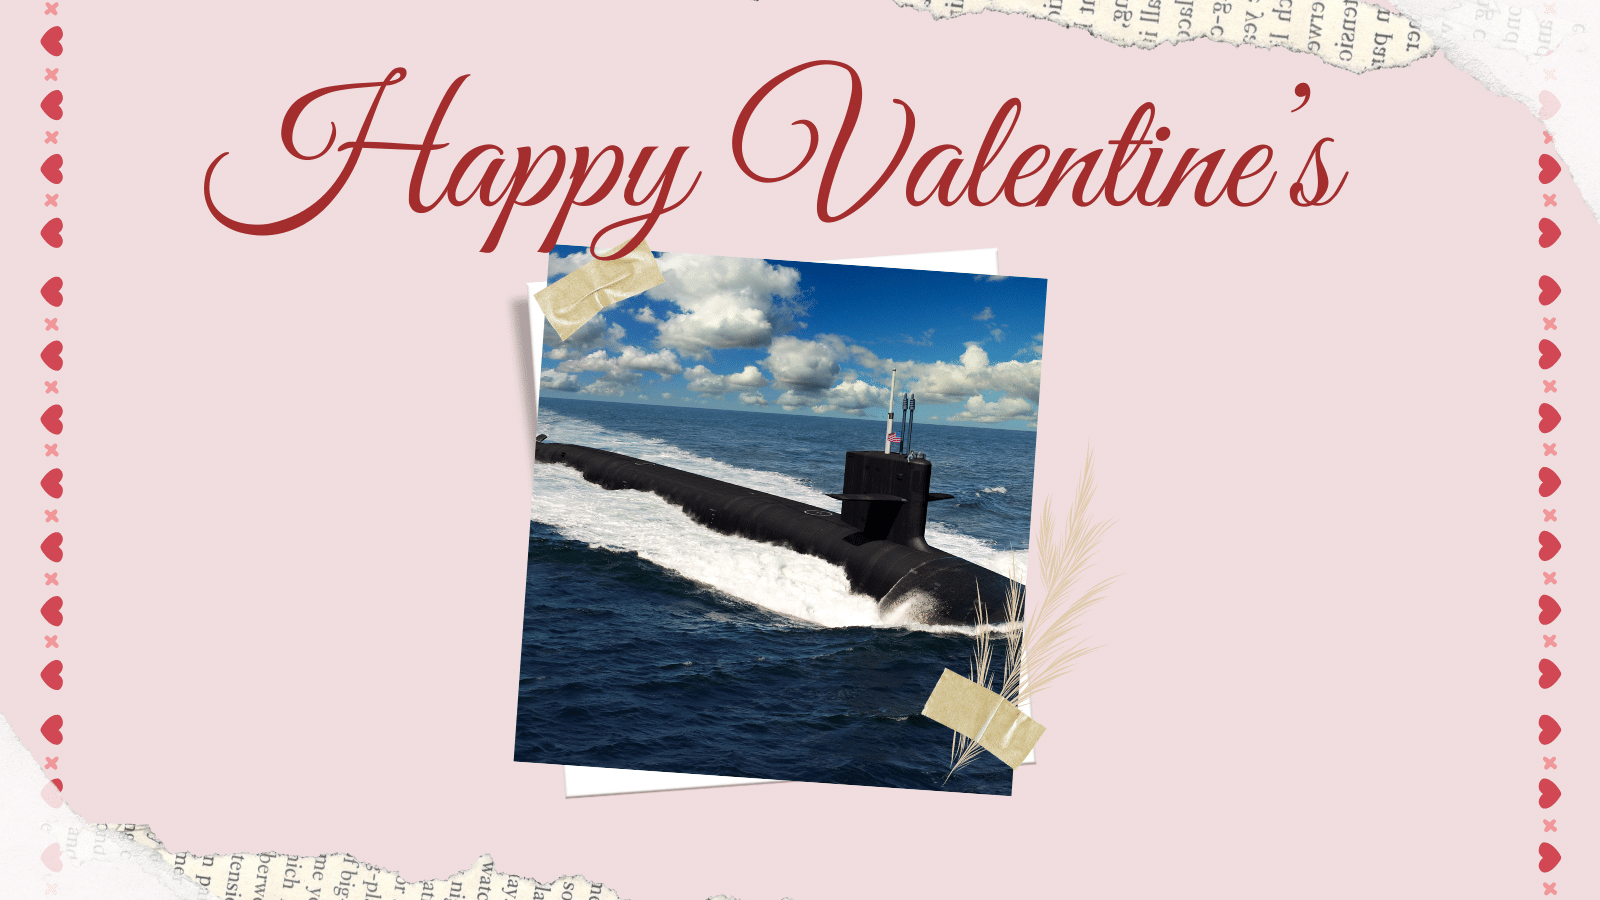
[532,409,1026,630]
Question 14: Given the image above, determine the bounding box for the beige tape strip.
[922,668,1046,769]
[534,241,665,340]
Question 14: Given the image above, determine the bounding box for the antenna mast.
[906,393,916,456]
[883,368,896,452]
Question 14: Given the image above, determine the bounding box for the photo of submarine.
[534,389,1024,627]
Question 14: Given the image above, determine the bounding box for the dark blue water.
[514,398,1038,793]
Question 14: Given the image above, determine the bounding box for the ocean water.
[514,398,1038,793]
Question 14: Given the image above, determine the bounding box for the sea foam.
[533,409,1026,629]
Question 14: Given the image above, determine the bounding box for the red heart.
[41,404,62,434]
[1539,842,1561,873]
[1539,403,1560,434]
[41,468,63,499]
[1539,714,1561,744]
[40,715,63,745]
[1538,531,1560,561]
[41,25,63,56]
[41,340,63,371]
[50,778,63,793]
[1539,218,1561,248]
[41,90,63,120]
[41,217,63,248]
[42,783,63,808]
[1538,594,1560,625]
[1538,275,1560,305]
[41,276,63,307]
[41,843,63,873]
[1539,658,1561,689]
[41,532,63,563]
[1538,339,1560,369]
[1539,777,1561,809]
[40,660,63,691]
[41,595,63,626]
[1538,467,1560,497]
[41,153,62,184]
[1538,154,1561,184]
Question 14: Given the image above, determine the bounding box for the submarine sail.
[533,427,1022,627]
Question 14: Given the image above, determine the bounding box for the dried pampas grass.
[944,448,1115,783]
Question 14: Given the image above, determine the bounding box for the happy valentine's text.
[202,61,1348,260]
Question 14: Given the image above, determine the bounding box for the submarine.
[534,389,1023,627]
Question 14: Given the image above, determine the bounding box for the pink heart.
[1539,403,1560,434]
[1539,714,1561,745]
[41,25,63,56]
[41,783,63,808]
[1538,594,1560,625]
[1538,531,1560,561]
[41,153,63,185]
[40,660,63,691]
[41,404,63,435]
[1539,218,1561,249]
[41,467,63,499]
[41,218,63,249]
[1539,90,1561,120]
[41,595,63,626]
[40,715,63,745]
[40,843,62,873]
[42,340,63,371]
[1538,340,1559,370]
[1539,467,1560,498]
[40,90,63,120]
[1539,658,1561,689]
[1539,777,1561,809]
[1539,154,1561,184]
[41,532,63,564]
[1538,275,1560,306]
[41,276,64,307]
[1539,842,1561,873]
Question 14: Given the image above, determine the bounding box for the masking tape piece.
[921,668,1046,769]
[535,241,664,340]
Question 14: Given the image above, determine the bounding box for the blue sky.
[538,247,1049,430]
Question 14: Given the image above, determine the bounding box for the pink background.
[2,2,1593,898]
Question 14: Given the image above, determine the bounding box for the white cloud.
[633,306,660,324]
[544,311,628,360]
[661,392,673,400]
[775,390,812,411]
[973,306,995,320]
[990,327,1005,343]
[557,346,683,379]
[1015,332,1045,359]
[646,254,805,359]
[541,371,582,392]
[809,376,889,415]
[739,391,768,406]
[728,366,769,387]
[762,332,1040,423]
[547,250,592,276]
[579,380,627,397]
[947,394,1036,424]
[892,343,1042,405]
[684,364,771,396]
[763,335,845,392]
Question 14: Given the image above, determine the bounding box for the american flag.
[887,432,901,444]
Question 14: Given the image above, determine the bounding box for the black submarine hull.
[533,442,1021,627]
